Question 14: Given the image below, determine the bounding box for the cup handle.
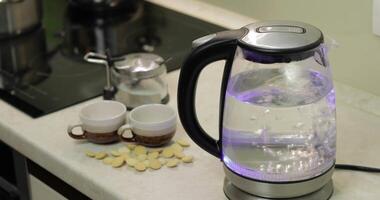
[67,124,86,140]
[117,124,136,142]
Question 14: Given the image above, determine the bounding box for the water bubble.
[256,128,265,135]
[263,95,272,103]
[264,148,276,156]
[264,109,270,114]
[294,122,304,128]
[250,115,257,120]
[267,162,274,173]
[285,165,291,173]
[257,99,264,104]
[276,164,282,169]
[298,161,304,171]
[275,164,282,173]
[304,163,310,169]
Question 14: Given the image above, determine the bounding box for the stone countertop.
[1,0,380,199]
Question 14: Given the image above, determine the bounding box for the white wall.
[201,0,380,96]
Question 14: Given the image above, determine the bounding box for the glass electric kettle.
[177,21,336,199]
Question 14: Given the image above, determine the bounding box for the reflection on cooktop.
[0,0,224,118]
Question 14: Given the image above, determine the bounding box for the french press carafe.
[177,21,336,200]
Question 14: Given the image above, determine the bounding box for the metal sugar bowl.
[112,53,169,109]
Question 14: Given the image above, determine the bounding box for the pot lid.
[240,20,323,53]
[114,53,166,79]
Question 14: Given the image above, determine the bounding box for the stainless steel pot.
[0,28,50,91]
[0,0,42,39]
[61,2,144,58]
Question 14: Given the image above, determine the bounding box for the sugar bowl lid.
[114,53,166,79]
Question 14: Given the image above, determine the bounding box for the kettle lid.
[240,20,323,53]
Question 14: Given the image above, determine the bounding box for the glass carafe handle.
[177,28,247,158]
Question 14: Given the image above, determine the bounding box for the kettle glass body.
[222,45,335,182]
[177,21,336,184]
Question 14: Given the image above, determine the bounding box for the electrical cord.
[335,164,380,173]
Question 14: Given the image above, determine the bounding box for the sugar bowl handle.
[118,124,136,142]
[67,124,86,140]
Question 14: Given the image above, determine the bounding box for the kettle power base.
[224,179,333,200]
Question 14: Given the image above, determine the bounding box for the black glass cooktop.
[0,0,223,118]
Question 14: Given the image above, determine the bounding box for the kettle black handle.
[177,29,247,158]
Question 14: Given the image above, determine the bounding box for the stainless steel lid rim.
[237,44,322,64]
[224,165,334,198]
[237,38,323,55]
[238,20,324,54]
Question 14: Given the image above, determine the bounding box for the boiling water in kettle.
[222,68,336,182]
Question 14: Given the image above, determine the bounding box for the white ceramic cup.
[67,100,126,144]
[118,104,177,146]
